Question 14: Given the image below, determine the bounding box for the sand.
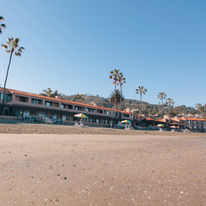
[0,124,206,205]
[0,122,205,136]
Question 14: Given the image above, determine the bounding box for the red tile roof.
[184,118,206,121]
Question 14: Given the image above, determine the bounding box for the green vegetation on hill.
[55,91,198,117]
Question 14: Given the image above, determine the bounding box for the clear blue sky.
[0,0,206,106]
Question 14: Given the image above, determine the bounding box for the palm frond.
[1,44,8,49]
[7,37,13,46]
[15,52,21,56]
[0,23,6,28]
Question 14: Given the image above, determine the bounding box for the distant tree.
[72,94,85,102]
[165,97,175,115]
[157,92,167,116]
[157,92,167,105]
[1,38,24,114]
[110,89,124,109]
[40,88,59,98]
[195,103,206,117]
[0,16,6,34]
[166,98,174,107]
[109,69,120,109]
[172,105,197,117]
[136,86,147,114]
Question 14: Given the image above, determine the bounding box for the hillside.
[59,93,197,116]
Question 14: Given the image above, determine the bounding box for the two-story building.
[0,88,134,126]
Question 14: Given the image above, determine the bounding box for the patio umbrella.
[74,113,88,119]
[121,120,131,124]
[157,124,164,127]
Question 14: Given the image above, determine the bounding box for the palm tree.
[166,98,174,107]
[165,98,175,116]
[72,94,85,102]
[40,88,59,98]
[157,92,167,105]
[1,38,24,114]
[110,89,124,109]
[0,16,6,34]
[109,69,120,109]
[136,86,147,114]
[157,92,167,116]
[117,72,126,110]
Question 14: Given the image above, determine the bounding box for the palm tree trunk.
[140,94,142,115]
[161,99,164,116]
[114,82,117,109]
[1,51,13,115]
[120,84,122,110]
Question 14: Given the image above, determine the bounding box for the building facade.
[0,88,134,126]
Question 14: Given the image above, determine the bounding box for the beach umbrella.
[121,120,131,124]
[74,113,88,119]
[157,124,164,127]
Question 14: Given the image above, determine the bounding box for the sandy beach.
[0,124,206,206]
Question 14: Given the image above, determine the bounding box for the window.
[45,101,52,106]
[123,114,130,118]
[53,102,59,107]
[68,105,73,109]
[104,111,109,115]
[0,93,11,101]
[86,108,95,112]
[32,99,42,105]
[75,106,85,111]
[61,104,66,109]
[97,110,103,114]
[19,96,28,102]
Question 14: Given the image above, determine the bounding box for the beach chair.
[79,122,85,127]
[74,121,79,127]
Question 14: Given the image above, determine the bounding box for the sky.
[0,0,206,107]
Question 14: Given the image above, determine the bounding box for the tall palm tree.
[40,88,59,98]
[1,38,24,114]
[136,86,147,114]
[157,92,167,105]
[0,16,6,34]
[109,69,120,109]
[117,72,126,110]
[157,92,167,116]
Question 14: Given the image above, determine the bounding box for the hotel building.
[0,88,134,126]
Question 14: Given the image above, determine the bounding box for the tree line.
[108,69,176,117]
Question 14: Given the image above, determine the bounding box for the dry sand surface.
[0,124,206,206]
